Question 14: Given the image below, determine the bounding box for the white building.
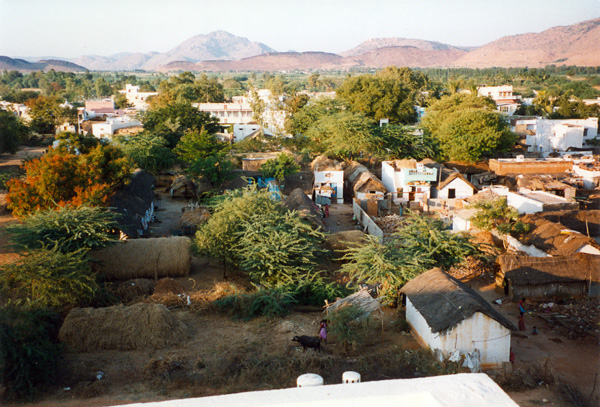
[432,170,476,200]
[573,163,600,189]
[119,84,158,110]
[514,117,599,155]
[477,85,521,116]
[195,101,254,125]
[314,170,344,205]
[381,160,438,204]
[0,101,32,122]
[401,268,516,370]
[92,116,142,139]
[506,189,578,214]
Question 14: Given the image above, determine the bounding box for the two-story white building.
[477,85,521,116]
[381,160,438,204]
[514,117,599,155]
[119,84,158,110]
[195,101,254,125]
[92,116,142,139]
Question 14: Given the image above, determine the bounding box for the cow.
[292,335,321,352]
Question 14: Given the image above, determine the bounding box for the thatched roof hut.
[59,303,186,352]
[344,161,387,199]
[519,215,600,256]
[282,188,323,229]
[401,268,516,333]
[169,175,199,199]
[110,169,155,239]
[221,170,261,191]
[310,155,346,172]
[497,253,600,299]
[91,237,191,281]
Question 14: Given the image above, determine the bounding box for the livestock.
[292,335,321,352]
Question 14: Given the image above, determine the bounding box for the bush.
[0,247,99,309]
[214,287,298,320]
[0,306,62,400]
[6,205,117,253]
[291,278,351,306]
[327,305,371,353]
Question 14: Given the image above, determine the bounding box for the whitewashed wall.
[381,162,397,199]
[314,171,344,204]
[506,191,544,214]
[436,178,475,200]
[406,298,511,368]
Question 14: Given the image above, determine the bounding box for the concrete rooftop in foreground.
[117,373,518,407]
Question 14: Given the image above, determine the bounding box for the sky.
[1,0,599,59]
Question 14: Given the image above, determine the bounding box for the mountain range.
[2,18,599,72]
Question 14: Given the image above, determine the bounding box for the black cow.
[292,335,321,352]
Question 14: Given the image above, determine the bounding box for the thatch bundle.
[520,215,600,256]
[283,188,324,229]
[59,303,186,352]
[180,207,210,227]
[155,174,175,188]
[326,230,366,252]
[111,278,155,303]
[326,289,381,319]
[345,161,387,195]
[91,237,191,281]
[154,277,186,295]
[310,155,346,172]
[169,175,198,198]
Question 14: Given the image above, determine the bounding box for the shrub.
[214,287,298,320]
[0,247,99,309]
[0,306,62,400]
[6,205,117,253]
[327,305,371,353]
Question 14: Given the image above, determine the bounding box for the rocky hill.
[341,38,471,57]
[345,46,467,68]
[454,17,600,68]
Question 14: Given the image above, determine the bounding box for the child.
[318,319,327,344]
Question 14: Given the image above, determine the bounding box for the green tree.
[26,95,76,134]
[174,130,229,162]
[0,247,99,309]
[470,198,530,236]
[6,206,117,253]
[259,153,300,181]
[115,132,176,174]
[422,94,516,162]
[0,110,29,155]
[187,152,234,189]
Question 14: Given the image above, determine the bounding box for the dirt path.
[148,191,188,237]
[322,203,356,233]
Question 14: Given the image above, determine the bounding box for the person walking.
[318,319,327,344]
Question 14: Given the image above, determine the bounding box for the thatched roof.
[537,210,600,237]
[282,188,323,228]
[169,175,199,198]
[281,171,314,195]
[386,159,417,170]
[310,155,345,171]
[519,215,600,256]
[109,169,155,238]
[345,161,387,194]
[325,289,381,318]
[514,174,573,192]
[221,170,261,191]
[498,253,600,286]
[400,268,517,333]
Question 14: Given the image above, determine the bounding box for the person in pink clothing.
[318,319,327,344]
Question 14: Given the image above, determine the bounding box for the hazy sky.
[1,0,599,58]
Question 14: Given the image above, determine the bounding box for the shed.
[110,169,155,239]
[400,268,516,369]
[344,161,387,201]
[497,253,600,299]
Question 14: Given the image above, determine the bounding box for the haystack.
[325,289,381,320]
[91,237,191,281]
[169,175,197,199]
[283,188,324,229]
[326,230,366,252]
[111,278,155,303]
[59,303,186,352]
[310,155,346,172]
[154,277,186,295]
[180,207,210,228]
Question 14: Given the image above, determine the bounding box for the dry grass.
[59,303,187,352]
[110,279,155,304]
[154,278,186,295]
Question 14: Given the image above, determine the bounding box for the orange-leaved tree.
[7,145,132,218]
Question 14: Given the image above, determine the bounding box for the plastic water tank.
[297,373,324,387]
[342,371,361,383]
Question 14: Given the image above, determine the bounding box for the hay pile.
[91,237,191,281]
[326,230,366,252]
[111,278,155,303]
[59,303,186,352]
[180,207,210,228]
[154,278,186,295]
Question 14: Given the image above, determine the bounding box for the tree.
[259,153,300,181]
[0,247,99,309]
[371,124,439,160]
[470,198,530,236]
[422,94,516,162]
[115,132,175,174]
[113,92,133,109]
[0,110,29,155]
[7,146,131,218]
[6,206,117,253]
[140,102,220,148]
[174,130,229,162]
[26,95,76,134]
[187,152,234,189]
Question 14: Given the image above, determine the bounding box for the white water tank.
[342,371,361,383]
[297,373,324,387]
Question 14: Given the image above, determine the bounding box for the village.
[1,17,600,405]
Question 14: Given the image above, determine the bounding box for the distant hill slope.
[345,46,467,68]
[454,17,600,68]
[0,56,86,72]
[341,38,471,57]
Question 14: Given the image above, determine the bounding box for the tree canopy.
[0,110,29,155]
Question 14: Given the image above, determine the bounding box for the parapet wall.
[489,160,572,176]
